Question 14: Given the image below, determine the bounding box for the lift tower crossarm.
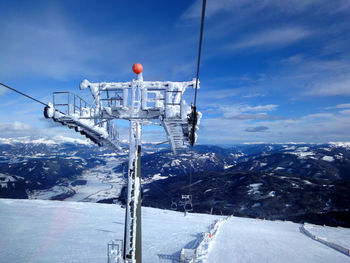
[43,63,202,263]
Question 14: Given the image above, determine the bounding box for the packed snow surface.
[303,223,350,250]
[204,217,350,263]
[0,199,219,263]
[30,185,73,200]
[1,199,350,263]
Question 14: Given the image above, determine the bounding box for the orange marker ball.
[132,63,143,74]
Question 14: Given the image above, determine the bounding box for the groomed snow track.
[188,216,350,263]
[301,223,350,258]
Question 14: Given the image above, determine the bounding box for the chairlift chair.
[170,199,178,211]
[184,202,193,212]
[181,195,193,212]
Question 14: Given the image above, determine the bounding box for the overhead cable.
[190,0,206,147]
[0,82,48,107]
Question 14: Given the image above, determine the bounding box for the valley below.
[1,137,350,227]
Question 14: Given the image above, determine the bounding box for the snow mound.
[322,156,335,162]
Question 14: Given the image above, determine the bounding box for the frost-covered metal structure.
[43,64,201,263]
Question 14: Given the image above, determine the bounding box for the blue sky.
[1,0,350,144]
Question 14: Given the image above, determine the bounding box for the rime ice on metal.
[43,64,201,263]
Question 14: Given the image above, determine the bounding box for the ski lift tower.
[43,63,201,263]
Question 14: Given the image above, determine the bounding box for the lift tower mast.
[43,64,201,263]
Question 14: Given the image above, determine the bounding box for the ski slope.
[203,217,350,263]
[0,199,219,263]
[0,199,349,263]
[303,223,350,249]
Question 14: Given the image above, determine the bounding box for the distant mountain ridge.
[1,137,350,227]
[139,143,350,227]
[0,135,92,145]
[0,137,110,199]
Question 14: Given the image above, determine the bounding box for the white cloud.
[196,88,238,101]
[218,104,279,120]
[220,104,278,113]
[326,103,350,110]
[226,27,312,51]
[241,93,266,98]
[306,78,350,96]
[335,103,350,109]
[0,120,91,140]
[199,110,350,144]
[271,55,350,97]
[303,113,334,119]
[182,0,350,19]
[224,113,281,120]
[240,104,278,112]
[281,55,304,65]
[0,121,37,136]
[339,109,350,115]
[12,121,33,131]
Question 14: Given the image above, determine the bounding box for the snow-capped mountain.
[1,138,350,227]
[139,143,350,227]
[0,136,128,200]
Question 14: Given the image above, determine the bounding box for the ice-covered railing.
[52,92,91,117]
[80,78,196,120]
[44,91,121,151]
[79,77,201,152]
[107,239,124,263]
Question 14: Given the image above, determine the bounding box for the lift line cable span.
[190,0,206,147]
[187,0,206,207]
[0,82,65,115]
[193,0,206,107]
[0,82,48,107]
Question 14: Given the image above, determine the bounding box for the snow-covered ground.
[0,199,219,263]
[203,217,350,263]
[303,223,350,249]
[29,185,74,200]
[1,199,350,263]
